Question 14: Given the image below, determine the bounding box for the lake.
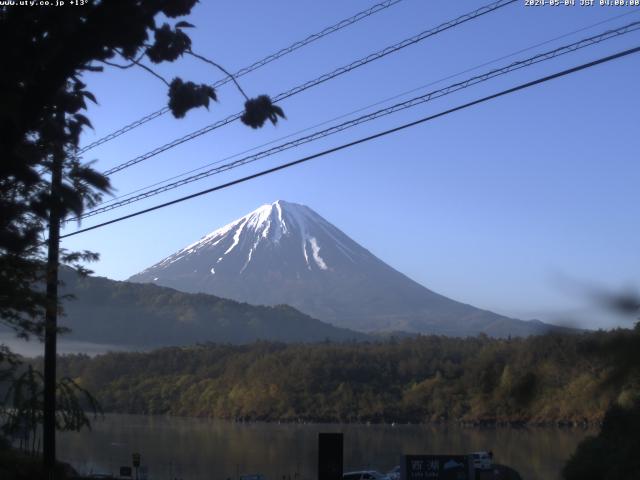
[57,414,595,480]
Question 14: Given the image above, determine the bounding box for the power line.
[90,9,640,212]
[71,20,640,221]
[60,44,640,239]
[100,0,516,176]
[78,0,406,154]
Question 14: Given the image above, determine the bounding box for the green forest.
[52,326,640,426]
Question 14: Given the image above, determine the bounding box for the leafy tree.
[0,1,286,474]
[562,319,640,479]
[1,364,101,456]
[0,0,285,339]
[563,401,640,480]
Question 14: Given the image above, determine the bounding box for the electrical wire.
[60,44,640,239]
[78,0,406,154]
[70,20,640,221]
[91,9,640,211]
[100,0,517,176]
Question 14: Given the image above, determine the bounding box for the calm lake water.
[57,414,595,480]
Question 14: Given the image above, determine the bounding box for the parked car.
[343,470,391,480]
[471,451,493,470]
[386,465,401,480]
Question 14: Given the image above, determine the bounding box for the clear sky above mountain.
[62,0,640,329]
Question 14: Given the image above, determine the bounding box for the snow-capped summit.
[129,201,557,337]
[148,200,364,276]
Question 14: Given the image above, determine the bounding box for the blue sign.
[401,455,474,480]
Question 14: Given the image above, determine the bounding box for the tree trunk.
[43,125,63,479]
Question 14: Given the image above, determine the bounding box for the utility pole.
[43,108,64,479]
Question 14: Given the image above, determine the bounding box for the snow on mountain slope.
[129,201,558,337]
[150,200,361,276]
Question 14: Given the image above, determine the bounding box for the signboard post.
[139,465,149,480]
[401,455,474,480]
[132,452,141,480]
[318,433,343,480]
[120,466,133,478]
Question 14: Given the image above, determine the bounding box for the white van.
[471,451,492,470]
[343,470,391,480]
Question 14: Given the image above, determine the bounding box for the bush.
[563,401,640,480]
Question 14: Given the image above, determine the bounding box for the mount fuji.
[129,200,557,337]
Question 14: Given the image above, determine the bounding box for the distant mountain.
[129,200,560,337]
[54,268,366,347]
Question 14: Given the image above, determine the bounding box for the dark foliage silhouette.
[563,401,640,480]
[241,95,287,128]
[0,0,285,339]
[0,1,286,471]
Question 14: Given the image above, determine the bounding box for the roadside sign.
[401,455,474,480]
[120,466,132,477]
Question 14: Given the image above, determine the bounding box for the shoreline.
[90,411,601,429]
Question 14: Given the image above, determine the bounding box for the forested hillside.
[53,327,640,425]
[52,268,366,346]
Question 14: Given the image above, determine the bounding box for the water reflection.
[58,415,594,480]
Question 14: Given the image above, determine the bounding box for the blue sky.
[62,0,640,329]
